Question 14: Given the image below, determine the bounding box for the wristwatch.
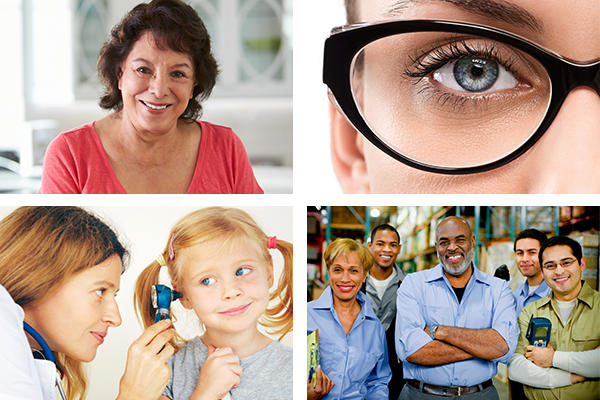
[430,325,438,340]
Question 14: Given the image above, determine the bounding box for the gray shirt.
[164,336,293,400]
[364,264,405,330]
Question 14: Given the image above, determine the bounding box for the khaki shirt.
[516,281,600,400]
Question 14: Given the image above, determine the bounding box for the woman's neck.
[201,326,272,358]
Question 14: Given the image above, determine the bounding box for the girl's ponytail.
[133,257,163,330]
[262,239,293,339]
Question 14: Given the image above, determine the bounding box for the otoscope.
[151,284,183,323]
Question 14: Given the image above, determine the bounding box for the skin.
[515,238,545,286]
[368,229,401,280]
[171,237,274,400]
[407,217,509,365]
[23,254,176,400]
[307,365,335,400]
[95,31,201,194]
[331,0,600,193]
[23,255,124,362]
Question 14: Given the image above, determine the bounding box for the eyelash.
[403,37,519,109]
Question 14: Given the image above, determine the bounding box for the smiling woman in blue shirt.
[307,238,392,400]
[396,216,519,399]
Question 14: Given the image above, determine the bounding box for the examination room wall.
[0,206,293,400]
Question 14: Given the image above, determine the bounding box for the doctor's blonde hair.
[134,207,293,348]
[0,206,128,400]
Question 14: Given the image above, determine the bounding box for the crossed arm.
[406,325,509,366]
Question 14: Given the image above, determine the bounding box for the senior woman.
[39,0,263,194]
[0,207,176,399]
[307,238,391,400]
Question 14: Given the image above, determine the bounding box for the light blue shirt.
[513,279,551,314]
[307,286,391,400]
[395,264,518,387]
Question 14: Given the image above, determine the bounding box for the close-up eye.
[172,71,186,78]
[136,66,151,74]
[432,57,519,93]
[95,289,106,298]
[201,277,216,286]
[236,267,251,277]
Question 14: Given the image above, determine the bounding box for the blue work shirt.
[307,286,391,400]
[513,279,551,315]
[396,264,518,387]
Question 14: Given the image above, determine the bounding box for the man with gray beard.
[395,216,518,400]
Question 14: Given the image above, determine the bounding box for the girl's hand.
[117,319,176,400]
[191,345,242,400]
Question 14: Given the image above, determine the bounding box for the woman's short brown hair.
[97,0,219,120]
[324,238,373,274]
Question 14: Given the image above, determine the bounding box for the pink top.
[38,121,263,194]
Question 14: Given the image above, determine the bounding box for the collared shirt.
[514,279,552,314]
[364,264,405,331]
[307,286,391,400]
[516,281,600,400]
[396,264,518,387]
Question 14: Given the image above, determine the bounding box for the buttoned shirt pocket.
[463,309,492,329]
[347,347,379,382]
[423,305,452,326]
[571,327,600,351]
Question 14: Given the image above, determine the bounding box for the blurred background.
[308,206,600,400]
[0,0,292,193]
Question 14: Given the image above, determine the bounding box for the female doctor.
[0,206,175,400]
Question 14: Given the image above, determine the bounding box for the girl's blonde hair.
[134,207,293,348]
[0,206,128,400]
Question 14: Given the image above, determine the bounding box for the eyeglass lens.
[350,31,552,168]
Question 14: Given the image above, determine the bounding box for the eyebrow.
[92,280,117,289]
[385,0,543,33]
[132,58,192,70]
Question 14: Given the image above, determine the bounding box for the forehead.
[542,244,575,262]
[516,237,542,251]
[436,219,471,240]
[332,251,362,267]
[373,229,399,242]
[126,31,193,64]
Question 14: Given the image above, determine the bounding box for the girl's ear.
[173,283,193,310]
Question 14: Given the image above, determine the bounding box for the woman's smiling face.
[118,31,196,135]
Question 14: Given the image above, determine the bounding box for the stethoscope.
[23,322,68,400]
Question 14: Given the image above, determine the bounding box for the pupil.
[454,58,499,92]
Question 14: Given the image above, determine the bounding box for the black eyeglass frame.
[323,20,600,175]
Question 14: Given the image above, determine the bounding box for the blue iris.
[453,58,499,92]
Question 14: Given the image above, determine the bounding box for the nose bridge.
[222,276,242,299]
[104,297,122,327]
[150,69,169,97]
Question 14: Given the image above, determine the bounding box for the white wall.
[0,206,292,400]
[294,0,345,194]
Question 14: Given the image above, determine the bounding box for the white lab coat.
[0,285,56,400]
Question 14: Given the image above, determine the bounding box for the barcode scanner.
[151,284,183,323]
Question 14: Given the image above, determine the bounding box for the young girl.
[134,207,293,400]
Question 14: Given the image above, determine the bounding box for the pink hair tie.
[267,236,277,249]
[169,233,175,260]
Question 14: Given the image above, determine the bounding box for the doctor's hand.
[190,345,242,400]
[307,366,334,400]
[525,344,555,368]
[117,319,176,400]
